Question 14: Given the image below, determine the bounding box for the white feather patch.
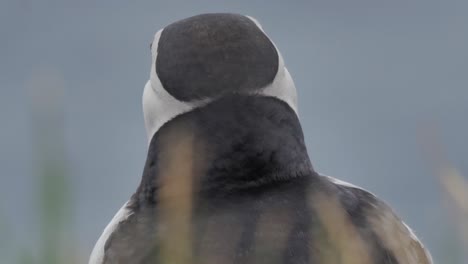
[89,202,132,264]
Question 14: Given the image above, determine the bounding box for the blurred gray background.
[1,0,467,263]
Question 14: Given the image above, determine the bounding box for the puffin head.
[143,13,298,142]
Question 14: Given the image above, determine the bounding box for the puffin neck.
[135,95,314,203]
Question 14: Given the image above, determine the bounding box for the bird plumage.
[90,13,432,264]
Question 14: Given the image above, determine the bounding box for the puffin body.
[90,13,432,264]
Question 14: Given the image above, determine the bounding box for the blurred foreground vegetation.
[1,133,466,263]
[0,77,466,263]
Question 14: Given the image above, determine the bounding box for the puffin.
[89,13,433,264]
